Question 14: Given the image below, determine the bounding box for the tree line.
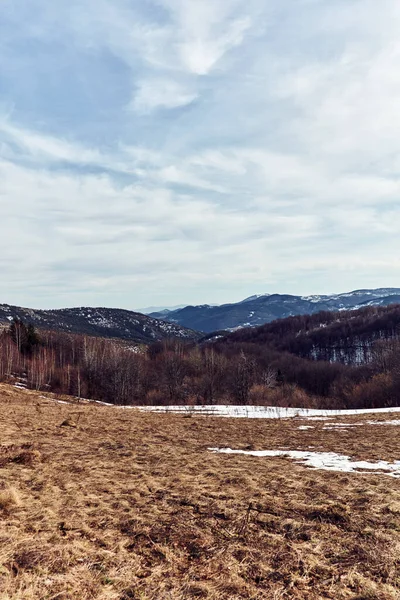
[1,314,400,409]
[222,305,400,365]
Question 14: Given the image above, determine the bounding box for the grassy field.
[0,383,399,599]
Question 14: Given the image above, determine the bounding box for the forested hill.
[218,304,400,365]
[2,303,400,409]
[0,304,199,344]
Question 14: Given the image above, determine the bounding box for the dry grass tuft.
[0,487,22,511]
[0,443,41,468]
[59,418,78,428]
[0,383,400,599]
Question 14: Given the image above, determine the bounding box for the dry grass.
[0,383,399,599]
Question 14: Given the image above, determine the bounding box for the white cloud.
[149,0,254,74]
[2,0,400,307]
[177,16,252,75]
[130,78,197,113]
[274,18,400,173]
[0,120,103,166]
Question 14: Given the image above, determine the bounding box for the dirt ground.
[0,383,399,599]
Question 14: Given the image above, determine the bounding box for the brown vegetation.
[222,304,400,363]
[0,383,399,599]
[0,324,387,409]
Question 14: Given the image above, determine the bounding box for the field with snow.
[0,383,400,599]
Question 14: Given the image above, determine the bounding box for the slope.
[218,303,400,364]
[150,288,400,333]
[0,304,199,344]
[0,383,399,600]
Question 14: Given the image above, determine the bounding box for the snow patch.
[138,404,400,420]
[209,448,400,478]
[367,419,400,426]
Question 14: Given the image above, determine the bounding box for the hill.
[149,288,400,332]
[0,383,399,599]
[0,304,199,344]
[218,303,400,365]
[2,303,400,409]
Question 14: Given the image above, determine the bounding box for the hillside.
[150,288,400,333]
[2,303,400,409]
[1,383,400,600]
[0,304,199,344]
[218,304,400,365]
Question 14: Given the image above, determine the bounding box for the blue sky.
[1,0,400,309]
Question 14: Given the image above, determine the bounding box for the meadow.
[0,383,399,599]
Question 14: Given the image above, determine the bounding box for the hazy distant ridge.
[149,288,400,333]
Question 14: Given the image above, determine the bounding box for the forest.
[1,306,400,410]
[221,304,400,363]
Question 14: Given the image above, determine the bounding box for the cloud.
[130,78,197,113]
[0,120,103,166]
[1,0,400,308]
[171,2,253,75]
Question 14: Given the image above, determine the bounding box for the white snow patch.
[209,448,400,478]
[138,404,400,420]
[92,400,115,406]
[323,423,359,430]
[323,420,400,430]
[298,425,314,430]
[367,420,400,426]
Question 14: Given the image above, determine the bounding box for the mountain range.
[149,288,400,333]
[0,304,199,344]
[1,288,399,343]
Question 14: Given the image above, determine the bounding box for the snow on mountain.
[0,304,200,344]
[239,294,272,303]
[149,288,400,333]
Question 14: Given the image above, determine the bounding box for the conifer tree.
[9,319,39,355]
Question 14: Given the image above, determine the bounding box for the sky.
[1,0,400,310]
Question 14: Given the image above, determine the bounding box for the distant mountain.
[0,304,200,344]
[135,304,187,315]
[149,288,400,333]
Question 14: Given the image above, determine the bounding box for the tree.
[9,319,39,356]
[10,318,28,354]
[231,351,255,404]
[26,324,39,356]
